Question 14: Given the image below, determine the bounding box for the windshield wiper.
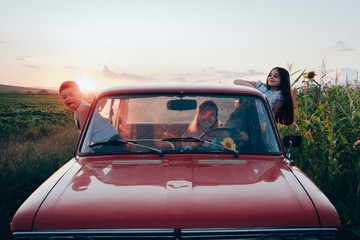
[162,137,204,142]
[90,139,163,157]
[162,137,239,157]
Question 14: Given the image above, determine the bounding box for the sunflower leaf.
[291,68,306,87]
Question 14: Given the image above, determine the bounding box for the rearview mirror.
[167,99,197,111]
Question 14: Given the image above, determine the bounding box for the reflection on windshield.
[80,95,281,154]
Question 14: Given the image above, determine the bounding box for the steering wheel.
[199,128,239,140]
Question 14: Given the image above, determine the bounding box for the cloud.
[16,56,39,68]
[16,56,35,63]
[0,41,5,44]
[100,66,265,85]
[326,41,356,52]
[65,66,80,70]
[175,73,194,78]
[22,64,39,69]
[196,79,220,84]
[216,69,265,79]
[102,66,158,83]
[102,66,119,79]
[168,77,187,82]
[118,72,157,82]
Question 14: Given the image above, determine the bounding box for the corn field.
[280,78,360,238]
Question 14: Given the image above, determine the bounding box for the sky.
[0,0,359,91]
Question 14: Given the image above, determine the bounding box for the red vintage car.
[11,84,340,240]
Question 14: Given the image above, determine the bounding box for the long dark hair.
[266,67,295,125]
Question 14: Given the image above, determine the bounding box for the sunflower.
[353,140,360,150]
[305,71,317,80]
[220,137,237,150]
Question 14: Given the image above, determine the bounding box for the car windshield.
[79,93,281,155]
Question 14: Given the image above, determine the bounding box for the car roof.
[96,83,264,97]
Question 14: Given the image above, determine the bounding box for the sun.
[76,75,99,91]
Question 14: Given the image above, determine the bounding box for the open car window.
[79,94,281,155]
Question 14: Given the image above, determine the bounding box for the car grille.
[12,228,338,240]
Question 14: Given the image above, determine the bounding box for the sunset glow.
[76,75,99,91]
[0,1,359,89]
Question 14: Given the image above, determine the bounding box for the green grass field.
[0,86,359,239]
[0,94,79,239]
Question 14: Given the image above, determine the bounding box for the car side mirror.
[283,135,301,165]
[167,99,197,111]
[283,135,302,148]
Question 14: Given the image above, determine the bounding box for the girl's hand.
[238,131,249,142]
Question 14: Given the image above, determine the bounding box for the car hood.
[33,155,319,230]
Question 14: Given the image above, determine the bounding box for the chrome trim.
[14,229,174,235]
[12,228,338,240]
[13,227,338,235]
[112,160,162,164]
[198,160,248,164]
[181,228,337,233]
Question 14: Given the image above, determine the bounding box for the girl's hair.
[188,100,220,134]
[266,67,295,125]
[59,81,80,94]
